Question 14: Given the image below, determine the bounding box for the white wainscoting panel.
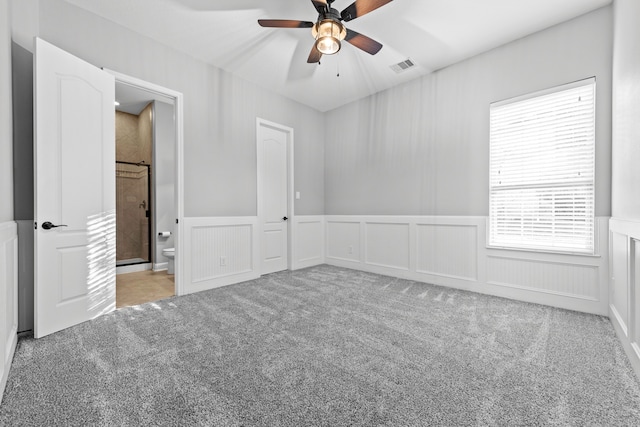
[610,230,630,334]
[365,222,410,270]
[292,216,325,270]
[487,256,599,300]
[609,218,640,380]
[1,221,18,405]
[326,216,609,316]
[326,220,361,262]
[632,238,640,348]
[16,220,34,333]
[182,217,259,295]
[416,223,478,281]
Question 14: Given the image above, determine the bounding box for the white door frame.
[256,118,295,272]
[104,69,186,295]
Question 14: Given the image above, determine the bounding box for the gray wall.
[0,0,13,223]
[10,26,35,333]
[10,1,613,220]
[11,42,33,221]
[13,0,325,217]
[154,100,176,263]
[325,7,613,217]
[611,0,640,219]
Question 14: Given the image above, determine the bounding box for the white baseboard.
[0,221,18,405]
[153,262,168,272]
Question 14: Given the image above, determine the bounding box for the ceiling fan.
[258,0,393,63]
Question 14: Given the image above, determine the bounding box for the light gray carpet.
[1,265,640,426]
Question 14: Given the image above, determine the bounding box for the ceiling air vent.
[390,59,415,74]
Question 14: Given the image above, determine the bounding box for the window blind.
[489,78,595,254]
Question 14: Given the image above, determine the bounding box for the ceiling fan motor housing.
[313,8,347,40]
[322,7,342,22]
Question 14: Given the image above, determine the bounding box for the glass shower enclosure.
[115,161,151,266]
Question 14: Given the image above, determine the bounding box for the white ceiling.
[66,0,612,112]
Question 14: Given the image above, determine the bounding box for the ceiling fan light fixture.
[312,19,347,40]
[312,19,346,55]
[315,36,341,55]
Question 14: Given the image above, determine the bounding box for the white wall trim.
[103,69,185,296]
[326,215,609,316]
[0,221,19,405]
[611,303,628,337]
[609,218,640,380]
[15,220,34,333]
[291,215,325,270]
[485,255,601,301]
[180,215,325,294]
[153,262,168,272]
[176,214,610,315]
[182,217,260,295]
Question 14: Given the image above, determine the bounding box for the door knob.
[282,216,288,221]
[41,221,68,230]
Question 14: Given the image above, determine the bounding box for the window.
[489,78,596,254]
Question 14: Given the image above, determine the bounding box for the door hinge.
[176,218,179,224]
[34,222,37,230]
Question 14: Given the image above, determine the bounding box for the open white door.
[257,119,292,275]
[34,38,115,338]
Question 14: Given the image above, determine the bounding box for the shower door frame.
[115,160,152,266]
[105,68,185,296]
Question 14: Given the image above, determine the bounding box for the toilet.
[162,247,175,274]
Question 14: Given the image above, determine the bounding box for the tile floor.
[116,270,175,308]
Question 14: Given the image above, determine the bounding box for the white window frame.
[488,78,596,255]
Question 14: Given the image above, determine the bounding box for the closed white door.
[257,120,291,275]
[34,38,116,338]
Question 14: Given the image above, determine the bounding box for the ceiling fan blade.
[311,0,329,14]
[258,19,314,28]
[345,28,383,55]
[341,0,393,22]
[307,44,323,63]
[289,39,320,80]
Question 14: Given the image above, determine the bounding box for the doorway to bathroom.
[110,71,184,308]
[114,96,156,270]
